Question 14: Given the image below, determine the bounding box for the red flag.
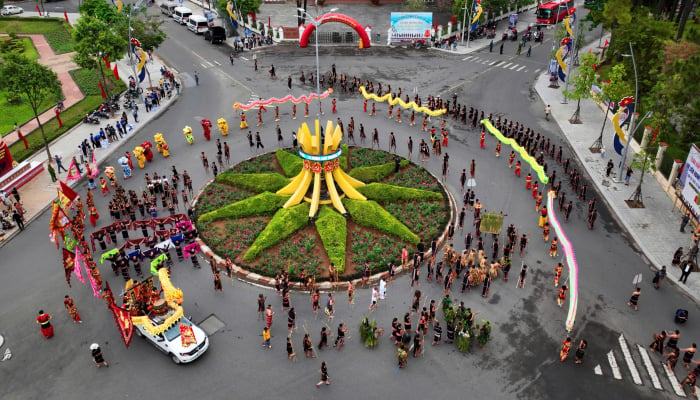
[103,56,111,69]
[104,281,115,306]
[62,248,75,287]
[98,82,106,99]
[109,304,134,347]
[604,39,609,47]
[35,4,41,15]
[112,64,119,80]
[64,10,68,22]
[58,180,79,208]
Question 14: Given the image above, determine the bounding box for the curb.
[192,152,457,292]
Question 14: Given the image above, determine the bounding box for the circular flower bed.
[195,147,451,281]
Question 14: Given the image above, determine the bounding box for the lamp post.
[461,0,474,47]
[615,42,640,183]
[297,6,338,116]
[128,0,146,102]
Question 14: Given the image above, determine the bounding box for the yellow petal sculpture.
[276,120,366,218]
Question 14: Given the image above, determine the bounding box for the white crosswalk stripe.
[534,68,541,74]
[597,333,697,398]
[482,59,491,64]
[462,55,475,61]
[619,334,643,385]
[516,65,526,71]
[489,61,498,66]
[509,64,519,70]
[637,345,663,390]
[460,56,536,74]
[502,62,512,69]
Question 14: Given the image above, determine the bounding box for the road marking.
[472,57,480,63]
[200,62,209,68]
[213,60,221,66]
[509,64,519,70]
[516,65,526,71]
[637,345,663,390]
[662,363,687,397]
[594,364,603,375]
[619,334,642,385]
[462,56,474,61]
[495,61,506,67]
[534,68,541,74]
[489,61,498,65]
[482,60,491,64]
[608,350,622,380]
[240,57,249,61]
[502,62,512,69]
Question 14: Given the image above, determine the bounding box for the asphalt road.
[0,15,698,400]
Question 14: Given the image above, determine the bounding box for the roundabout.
[194,119,453,283]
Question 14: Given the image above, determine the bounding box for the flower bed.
[230,151,277,174]
[251,230,323,277]
[195,183,255,215]
[348,224,403,275]
[198,217,268,261]
[349,147,394,168]
[216,172,289,193]
[382,164,441,192]
[384,200,448,243]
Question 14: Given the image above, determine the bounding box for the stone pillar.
[437,25,443,40]
[656,142,668,170]
[457,22,462,35]
[365,26,372,45]
[447,22,453,36]
[640,126,653,149]
[278,27,284,41]
[386,27,391,45]
[298,24,305,44]
[668,159,684,191]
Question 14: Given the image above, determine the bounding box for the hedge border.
[343,198,419,245]
[357,182,443,203]
[198,191,289,222]
[216,172,289,193]
[275,148,303,177]
[243,202,310,261]
[315,205,347,272]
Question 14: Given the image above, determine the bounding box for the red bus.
[536,0,575,25]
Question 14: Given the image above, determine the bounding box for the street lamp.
[128,0,146,101]
[461,0,472,46]
[615,42,643,183]
[297,7,338,116]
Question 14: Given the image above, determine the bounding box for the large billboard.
[390,12,432,44]
[678,144,700,218]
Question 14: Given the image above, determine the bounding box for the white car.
[135,315,209,364]
[1,5,24,15]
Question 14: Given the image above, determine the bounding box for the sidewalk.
[0,52,180,247]
[534,41,699,300]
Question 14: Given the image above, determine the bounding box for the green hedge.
[340,144,348,171]
[216,172,290,193]
[315,206,346,272]
[243,202,310,261]
[275,148,303,177]
[343,198,419,244]
[348,159,409,183]
[198,192,289,222]
[357,183,443,203]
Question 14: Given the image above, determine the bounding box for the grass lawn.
[0,90,55,137]
[0,17,74,54]
[18,37,40,60]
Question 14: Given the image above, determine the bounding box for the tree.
[627,147,657,207]
[72,16,127,98]
[563,53,599,124]
[0,54,62,162]
[78,0,120,23]
[590,64,632,152]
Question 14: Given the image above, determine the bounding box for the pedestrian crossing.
[460,55,541,74]
[595,334,698,398]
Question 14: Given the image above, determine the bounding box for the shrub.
[216,172,290,193]
[339,144,349,170]
[275,148,303,177]
[198,192,289,222]
[357,183,442,203]
[243,202,310,261]
[343,198,419,244]
[348,159,409,182]
[315,206,346,272]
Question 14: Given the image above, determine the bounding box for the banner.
[91,152,99,178]
[0,137,15,177]
[180,323,197,348]
[49,201,72,248]
[113,64,120,80]
[74,246,87,285]
[109,304,134,347]
[57,180,79,209]
[679,144,700,218]
[136,48,147,83]
[390,12,432,44]
[66,159,81,181]
[470,0,482,33]
[63,248,75,287]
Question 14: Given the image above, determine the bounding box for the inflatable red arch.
[299,13,371,49]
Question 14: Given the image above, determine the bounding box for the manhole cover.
[198,314,225,336]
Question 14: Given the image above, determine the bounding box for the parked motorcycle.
[83,114,100,124]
